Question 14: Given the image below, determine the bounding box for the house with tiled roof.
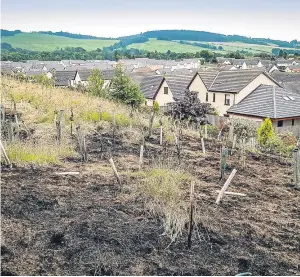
[227,85,300,128]
[55,71,80,87]
[271,72,300,94]
[140,75,174,106]
[205,70,280,115]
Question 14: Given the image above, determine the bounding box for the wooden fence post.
[216,169,237,204]
[187,181,195,249]
[220,146,228,180]
[129,109,134,131]
[293,148,300,189]
[7,119,14,143]
[201,137,206,155]
[139,144,144,170]
[204,124,208,139]
[148,111,155,138]
[70,108,74,136]
[159,117,163,145]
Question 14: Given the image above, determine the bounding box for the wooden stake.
[232,134,237,150]
[216,168,237,204]
[204,125,207,139]
[220,146,228,180]
[139,144,144,170]
[148,111,155,138]
[159,117,163,145]
[55,172,80,175]
[201,137,206,155]
[109,157,122,189]
[293,148,300,189]
[188,181,195,249]
[0,140,12,168]
[215,190,246,196]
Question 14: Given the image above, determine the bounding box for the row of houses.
[1,59,299,128]
[217,58,300,73]
[2,57,299,76]
[139,70,300,128]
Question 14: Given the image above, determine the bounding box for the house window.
[277,120,283,127]
[206,92,208,102]
[224,94,230,106]
[164,87,168,94]
[213,93,216,102]
[292,119,295,126]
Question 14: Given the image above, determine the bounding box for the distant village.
[1,57,300,130]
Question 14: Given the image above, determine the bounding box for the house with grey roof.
[271,72,300,94]
[204,70,280,115]
[55,71,80,87]
[227,85,300,129]
[140,75,174,106]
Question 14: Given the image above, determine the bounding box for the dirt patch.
[1,131,300,276]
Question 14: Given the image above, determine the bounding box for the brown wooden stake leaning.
[188,181,195,249]
[216,168,237,204]
[139,144,144,170]
[0,140,12,168]
[109,157,122,190]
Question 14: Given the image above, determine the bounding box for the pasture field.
[127,38,224,53]
[2,33,118,51]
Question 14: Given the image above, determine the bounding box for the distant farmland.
[1,33,118,51]
[127,38,224,53]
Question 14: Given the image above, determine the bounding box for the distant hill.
[1,29,300,54]
[140,30,300,49]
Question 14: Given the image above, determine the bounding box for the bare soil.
[1,131,300,276]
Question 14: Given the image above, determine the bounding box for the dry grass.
[6,141,76,165]
[136,164,192,242]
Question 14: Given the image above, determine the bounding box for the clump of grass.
[6,141,75,165]
[137,167,191,242]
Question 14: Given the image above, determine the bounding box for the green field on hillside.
[127,38,224,53]
[2,33,119,51]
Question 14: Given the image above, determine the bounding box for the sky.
[1,0,300,41]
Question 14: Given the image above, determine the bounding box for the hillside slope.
[1,33,118,51]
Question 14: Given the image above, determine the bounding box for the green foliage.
[100,111,131,126]
[257,118,275,147]
[32,73,54,88]
[7,142,74,165]
[232,118,257,142]
[110,65,145,107]
[153,101,160,113]
[87,69,106,97]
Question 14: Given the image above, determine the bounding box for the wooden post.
[220,146,229,180]
[70,108,74,136]
[201,137,206,155]
[232,135,237,150]
[139,144,144,170]
[159,117,163,145]
[0,140,12,168]
[7,119,14,143]
[187,181,195,249]
[109,157,122,190]
[82,135,88,162]
[204,124,208,139]
[148,111,155,138]
[129,109,133,131]
[293,148,300,189]
[216,169,237,204]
